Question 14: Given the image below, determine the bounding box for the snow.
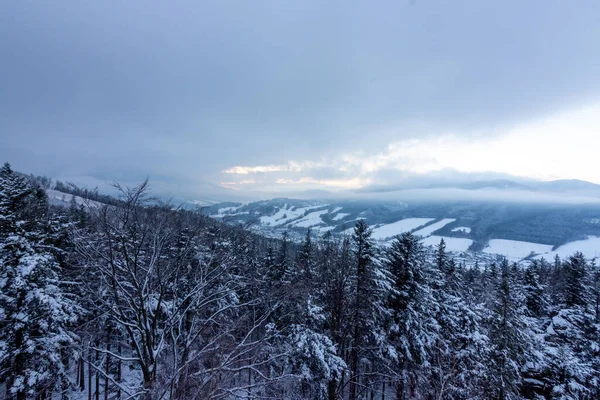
[212,206,242,217]
[371,218,434,240]
[413,218,456,237]
[534,236,600,261]
[452,226,471,234]
[422,236,473,252]
[332,212,350,221]
[259,205,325,226]
[484,239,553,262]
[314,225,335,233]
[479,236,600,263]
[293,209,329,228]
[46,189,101,209]
[331,207,343,213]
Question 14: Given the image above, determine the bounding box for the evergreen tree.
[0,164,78,399]
[485,258,533,400]
[349,220,390,400]
[385,232,438,399]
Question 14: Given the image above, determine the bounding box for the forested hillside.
[1,162,600,399]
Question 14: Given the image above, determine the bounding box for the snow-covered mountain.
[204,197,600,264]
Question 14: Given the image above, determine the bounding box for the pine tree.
[431,238,489,399]
[385,232,439,399]
[349,220,390,400]
[0,164,78,399]
[523,261,548,318]
[485,258,533,400]
[542,252,596,399]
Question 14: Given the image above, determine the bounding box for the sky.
[1,0,600,201]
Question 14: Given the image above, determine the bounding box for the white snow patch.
[484,239,553,262]
[46,189,101,208]
[212,206,242,217]
[452,226,471,234]
[331,207,343,213]
[293,209,329,228]
[534,236,600,260]
[332,213,350,221]
[422,236,473,252]
[314,225,335,233]
[371,218,434,240]
[414,218,456,237]
[259,205,325,226]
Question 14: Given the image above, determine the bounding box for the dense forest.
[1,162,599,400]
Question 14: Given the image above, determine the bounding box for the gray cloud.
[1,0,600,199]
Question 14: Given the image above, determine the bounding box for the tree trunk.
[328,378,337,400]
[117,341,122,400]
[396,378,404,400]
[61,348,70,400]
[15,297,26,400]
[104,332,110,400]
[88,344,92,400]
[95,347,100,400]
[79,355,86,391]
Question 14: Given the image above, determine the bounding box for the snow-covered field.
[211,205,243,217]
[452,226,471,234]
[259,204,325,226]
[414,218,456,237]
[371,218,434,240]
[534,236,600,261]
[484,239,553,262]
[423,236,473,252]
[293,209,330,228]
[332,212,350,221]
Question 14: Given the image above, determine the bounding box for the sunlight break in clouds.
[221,102,600,191]
[276,177,370,189]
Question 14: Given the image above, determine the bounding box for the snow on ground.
[533,236,600,261]
[212,205,242,217]
[423,236,473,252]
[46,189,101,209]
[414,218,456,237]
[452,226,471,234]
[341,227,354,235]
[484,239,553,262]
[293,209,330,228]
[259,204,325,226]
[332,212,350,221]
[331,206,343,213]
[67,362,143,400]
[371,218,434,240]
[314,225,335,233]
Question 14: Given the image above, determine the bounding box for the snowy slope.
[484,239,554,262]
[414,218,456,237]
[452,226,471,234]
[292,209,330,228]
[46,189,102,209]
[534,236,600,260]
[332,212,350,221]
[259,204,325,226]
[371,218,434,240]
[422,236,473,252]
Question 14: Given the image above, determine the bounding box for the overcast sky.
[1,1,600,200]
